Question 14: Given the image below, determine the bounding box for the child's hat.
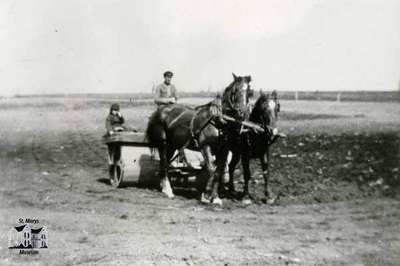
[110,103,120,111]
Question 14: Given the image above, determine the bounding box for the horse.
[145,97,226,202]
[224,90,283,204]
[204,73,283,204]
[200,73,254,203]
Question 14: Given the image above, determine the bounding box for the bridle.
[224,80,251,120]
[256,99,279,145]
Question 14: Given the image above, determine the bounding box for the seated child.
[105,103,137,135]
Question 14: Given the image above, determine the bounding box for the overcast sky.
[0,0,399,95]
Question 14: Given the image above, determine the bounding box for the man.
[154,71,178,106]
[153,71,200,169]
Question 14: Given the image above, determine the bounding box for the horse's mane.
[221,81,237,109]
[249,93,269,123]
[195,100,219,110]
[254,93,269,107]
[224,80,236,94]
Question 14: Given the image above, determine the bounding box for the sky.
[0,0,399,95]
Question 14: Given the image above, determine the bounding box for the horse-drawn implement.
[103,132,204,189]
[103,132,154,188]
[102,73,285,205]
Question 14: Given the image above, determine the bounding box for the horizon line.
[2,89,399,98]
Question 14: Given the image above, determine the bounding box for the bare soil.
[0,97,399,265]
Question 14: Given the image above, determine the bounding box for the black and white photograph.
[1,0,399,265]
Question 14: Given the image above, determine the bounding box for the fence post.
[336,92,341,102]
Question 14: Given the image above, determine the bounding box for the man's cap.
[110,103,120,111]
[163,71,173,78]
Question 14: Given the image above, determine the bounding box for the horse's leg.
[222,152,231,184]
[210,148,229,205]
[241,152,253,204]
[227,151,240,197]
[260,148,275,204]
[159,140,174,198]
[200,145,216,204]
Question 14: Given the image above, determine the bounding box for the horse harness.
[164,105,220,163]
[189,108,219,148]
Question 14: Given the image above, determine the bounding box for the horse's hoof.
[200,193,211,204]
[262,196,276,205]
[162,188,175,199]
[211,197,223,206]
[241,197,252,205]
[165,192,175,199]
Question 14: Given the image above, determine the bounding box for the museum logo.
[8,218,48,255]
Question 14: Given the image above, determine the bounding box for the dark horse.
[146,98,225,200]
[226,90,282,204]
[200,73,254,203]
[209,73,283,204]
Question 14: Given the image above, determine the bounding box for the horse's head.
[250,90,281,140]
[222,73,253,120]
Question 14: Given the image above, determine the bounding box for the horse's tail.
[145,108,163,150]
